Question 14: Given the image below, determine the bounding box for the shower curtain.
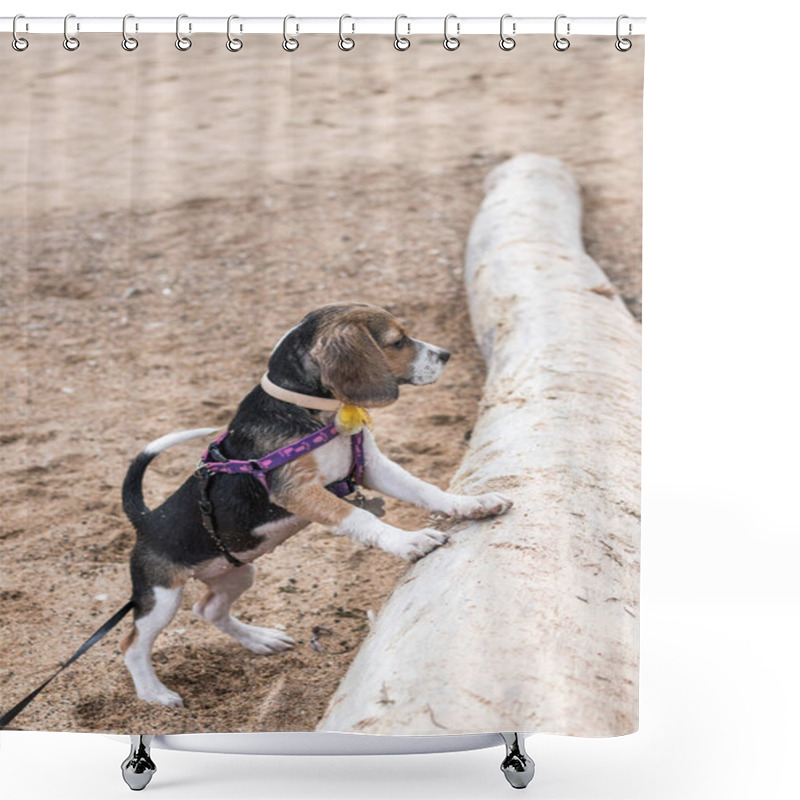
[0,28,642,738]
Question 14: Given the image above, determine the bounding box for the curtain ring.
[122,14,139,51]
[226,15,243,52]
[394,15,410,51]
[12,15,29,52]
[338,15,355,51]
[499,14,516,51]
[553,14,570,51]
[443,14,460,51]
[282,15,299,52]
[615,15,632,52]
[63,13,80,51]
[175,14,192,51]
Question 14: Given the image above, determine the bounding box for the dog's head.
[267,303,451,407]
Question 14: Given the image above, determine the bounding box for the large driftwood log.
[318,154,641,736]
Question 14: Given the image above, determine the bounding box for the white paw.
[387,528,449,562]
[447,492,513,520]
[137,685,184,708]
[233,623,296,655]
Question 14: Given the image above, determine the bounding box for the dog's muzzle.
[410,341,450,385]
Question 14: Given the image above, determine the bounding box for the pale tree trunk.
[318,154,641,736]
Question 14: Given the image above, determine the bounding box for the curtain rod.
[1,16,646,37]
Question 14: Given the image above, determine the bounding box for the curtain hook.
[12,14,29,51]
[443,14,460,51]
[615,15,632,51]
[282,15,299,52]
[499,14,516,51]
[338,15,355,51]
[226,15,243,52]
[122,14,139,51]
[553,14,570,51]
[63,13,80,51]
[175,14,192,51]
[394,14,410,51]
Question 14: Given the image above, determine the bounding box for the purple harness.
[198,424,365,498]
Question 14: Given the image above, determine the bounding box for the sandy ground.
[0,34,643,733]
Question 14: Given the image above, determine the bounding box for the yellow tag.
[335,404,373,435]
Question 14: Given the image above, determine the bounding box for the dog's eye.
[389,338,406,349]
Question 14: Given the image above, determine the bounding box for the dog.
[121,302,512,707]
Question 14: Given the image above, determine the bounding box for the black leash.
[0,599,135,730]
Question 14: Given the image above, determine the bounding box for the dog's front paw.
[137,685,184,708]
[386,528,448,562]
[447,492,513,520]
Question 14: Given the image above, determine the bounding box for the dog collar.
[260,373,341,411]
[260,373,373,434]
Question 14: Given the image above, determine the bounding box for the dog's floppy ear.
[311,324,399,407]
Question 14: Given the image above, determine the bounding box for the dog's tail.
[122,427,221,522]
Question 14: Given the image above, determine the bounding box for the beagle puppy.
[121,302,512,707]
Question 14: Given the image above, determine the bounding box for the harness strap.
[196,468,245,567]
[195,424,365,564]
[322,429,364,496]
[200,423,344,492]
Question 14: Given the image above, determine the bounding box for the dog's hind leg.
[193,564,295,655]
[123,586,185,707]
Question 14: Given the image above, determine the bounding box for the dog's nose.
[438,349,451,364]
